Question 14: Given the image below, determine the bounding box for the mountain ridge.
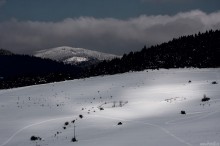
[34,46,120,66]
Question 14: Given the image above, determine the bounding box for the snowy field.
[0,68,220,146]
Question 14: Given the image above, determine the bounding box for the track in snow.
[1,113,193,146]
[0,116,76,146]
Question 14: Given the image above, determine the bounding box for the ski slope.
[0,68,220,146]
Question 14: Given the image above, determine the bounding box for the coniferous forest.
[1,30,220,89]
[0,54,81,89]
[85,30,220,76]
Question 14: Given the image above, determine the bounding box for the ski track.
[91,115,193,146]
[4,96,220,146]
[1,97,219,146]
[170,110,219,125]
[1,69,219,146]
[166,99,220,125]
[0,116,76,146]
[165,111,212,125]
[1,113,193,146]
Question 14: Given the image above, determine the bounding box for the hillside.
[0,49,13,55]
[86,30,220,76]
[34,46,120,66]
[0,54,81,89]
[0,68,219,146]
[1,30,220,89]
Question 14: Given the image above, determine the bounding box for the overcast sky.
[0,0,220,55]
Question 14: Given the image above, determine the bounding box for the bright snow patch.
[34,46,120,64]
[64,57,88,63]
[0,68,219,146]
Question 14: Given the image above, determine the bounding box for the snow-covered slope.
[34,46,120,65]
[0,68,220,146]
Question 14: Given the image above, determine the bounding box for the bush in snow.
[211,81,218,84]
[118,122,123,125]
[180,110,186,115]
[30,136,41,141]
[201,94,210,102]
[64,122,69,126]
[79,115,83,119]
[71,137,77,142]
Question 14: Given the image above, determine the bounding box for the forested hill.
[1,30,220,89]
[0,49,14,55]
[86,30,220,76]
[0,54,81,89]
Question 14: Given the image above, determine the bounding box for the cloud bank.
[0,10,220,55]
[0,0,6,7]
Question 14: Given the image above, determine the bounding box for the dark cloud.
[0,10,220,55]
[0,0,6,7]
[140,0,191,3]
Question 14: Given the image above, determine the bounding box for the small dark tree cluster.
[99,107,104,110]
[117,122,123,125]
[30,136,42,141]
[64,122,69,126]
[201,94,210,102]
[79,115,83,119]
[211,81,218,84]
[181,111,186,115]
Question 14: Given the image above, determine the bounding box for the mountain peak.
[34,46,120,66]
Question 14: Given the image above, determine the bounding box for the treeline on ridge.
[85,30,220,76]
[0,54,81,89]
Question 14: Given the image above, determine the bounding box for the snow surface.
[34,46,120,64]
[0,68,220,146]
[64,57,88,63]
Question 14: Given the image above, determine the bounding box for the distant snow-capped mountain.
[34,46,120,66]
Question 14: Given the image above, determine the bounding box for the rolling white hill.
[0,68,220,146]
[34,46,120,65]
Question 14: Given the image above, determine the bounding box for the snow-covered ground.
[0,68,220,146]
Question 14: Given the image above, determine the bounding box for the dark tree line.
[85,30,220,76]
[0,54,81,89]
